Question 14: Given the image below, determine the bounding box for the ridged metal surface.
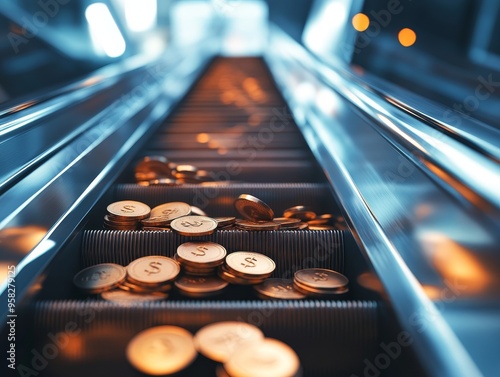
[81,229,344,275]
[32,299,378,377]
[113,183,337,216]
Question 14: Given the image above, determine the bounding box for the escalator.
[13,57,425,377]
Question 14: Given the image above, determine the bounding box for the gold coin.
[234,194,274,222]
[127,256,180,285]
[170,215,218,236]
[307,214,333,225]
[218,265,266,285]
[194,322,264,363]
[283,206,316,221]
[175,275,228,296]
[214,217,237,227]
[101,290,168,303]
[180,263,217,276]
[176,242,227,267]
[235,220,280,231]
[308,225,335,230]
[149,202,192,222]
[254,279,306,300]
[294,268,348,291]
[134,156,172,182]
[107,201,151,221]
[126,326,197,375]
[293,280,349,296]
[225,252,275,277]
[73,263,126,293]
[297,222,309,230]
[224,338,300,377]
[119,280,173,293]
[140,216,171,227]
[272,217,301,229]
[103,215,138,226]
[190,206,208,216]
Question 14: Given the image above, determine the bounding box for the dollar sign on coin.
[181,220,203,227]
[313,272,328,282]
[241,257,257,268]
[192,246,208,256]
[122,205,135,213]
[145,261,162,276]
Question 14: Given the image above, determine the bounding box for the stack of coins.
[175,242,227,275]
[104,200,151,230]
[134,156,175,183]
[173,164,199,184]
[135,157,221,185]
[123,256,180,294]
[127,326,197,375]
[219,251,276,285]
[293,268,349,296]
[253,278,306,300]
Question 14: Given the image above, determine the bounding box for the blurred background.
[1,0,499,127]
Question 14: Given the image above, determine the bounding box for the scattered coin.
[307,214,333,225]
[254,278,306,300]
[127,256,180,286]
[170,215,218,236]
[194,321,264,363]
[126,326,197,375]
[218,265,267,285]
[119,279,173,293]
[235,219,280,231]
[283,206,316,221]
[214,217,237,227]
[101,289,168,303]
[293,268,349,296]
[272,217,301,229]
[307,225,335,231]
[149,202,192,223]
[224,338,301,377]
[190,206,208,216]
[234,194,274,222]
[73,263,126,294]
[134,156,173,182]
[175,275,228,297]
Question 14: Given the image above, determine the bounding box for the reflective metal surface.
[0,43,215,319]
[265,25,500,377]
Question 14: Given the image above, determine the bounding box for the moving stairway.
[9,57,424,377]
[2,2,500,377]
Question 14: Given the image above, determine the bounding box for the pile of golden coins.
[126,321,302,377]
[73,240,349,302]
[135,156,220,185]
[102,193,345,232]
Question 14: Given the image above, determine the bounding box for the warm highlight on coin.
[194,321,264,362]
[126,326,197,375]
[127,256,180,286]
[234,194,274,222]
[73,263,126,294]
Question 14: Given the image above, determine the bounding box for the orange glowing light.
[398,28,416,47]
[196,133,210,143]
[423,233,491,295]
[352,13,370,32]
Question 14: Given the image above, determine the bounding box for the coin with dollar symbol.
[126,256,180,286]
[225,251,276,279]
[170,215,218,236]
[176,242,227,268]
[107,200,151,221]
